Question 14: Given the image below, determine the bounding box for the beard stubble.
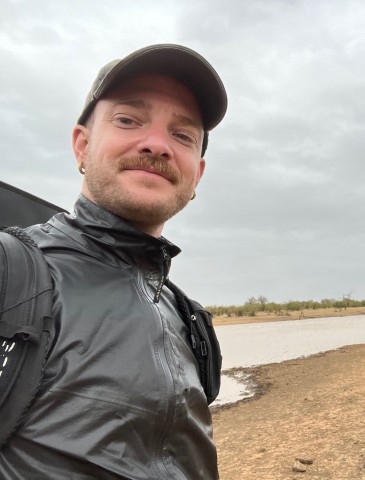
[84,155,194,229]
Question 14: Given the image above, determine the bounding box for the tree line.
[206,295,365,317]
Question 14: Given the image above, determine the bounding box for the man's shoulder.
[24,214,74,251]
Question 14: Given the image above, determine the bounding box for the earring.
[78,162,85,175]
[191,191,196,201]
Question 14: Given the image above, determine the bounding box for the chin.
[121,194,189,225]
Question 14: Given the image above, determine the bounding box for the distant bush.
[206,297,365,317]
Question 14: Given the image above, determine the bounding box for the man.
[0,44,227,479]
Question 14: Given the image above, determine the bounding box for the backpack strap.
[0,227,53,448]
[165,279,222,404]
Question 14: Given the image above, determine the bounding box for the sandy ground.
[212,310,365,479]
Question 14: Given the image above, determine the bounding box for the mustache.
[116,156,181,183]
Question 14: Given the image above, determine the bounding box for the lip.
[123,166,174,182]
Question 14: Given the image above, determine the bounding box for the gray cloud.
[1,0,365,304]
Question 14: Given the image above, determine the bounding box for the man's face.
[73,73,205,236]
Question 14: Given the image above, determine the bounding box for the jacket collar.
[49,194,181,272]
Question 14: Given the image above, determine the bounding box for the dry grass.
[213,306,365,326]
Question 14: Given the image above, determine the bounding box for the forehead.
[101,73,203,121]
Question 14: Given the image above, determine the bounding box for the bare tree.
[342,290,353,310]
[257,295,268,312]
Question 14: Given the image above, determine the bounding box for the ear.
[194,158,206,188]
[72,125,90,163]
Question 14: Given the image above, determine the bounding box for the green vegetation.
[206,296,365,318]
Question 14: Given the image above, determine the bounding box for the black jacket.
[0,195,219,480]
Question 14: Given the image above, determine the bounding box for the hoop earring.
[78,162,85,175]
[191,191,196,201]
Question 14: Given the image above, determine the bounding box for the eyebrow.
[111,99,151,110]
[172,113,202,129]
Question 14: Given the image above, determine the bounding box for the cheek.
[180,154,202,175]
[181,165,202,189]
[88,139,116,163]
[191,159,204,183]
[98,136,136,161]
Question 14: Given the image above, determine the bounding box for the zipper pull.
[153,246,170,303]
[200,341,207,356]
[154,275,165,303]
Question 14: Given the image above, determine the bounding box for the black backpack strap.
[0,227,53,448]
[165,279,222,404]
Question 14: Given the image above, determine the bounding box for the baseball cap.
[77,44,227,132]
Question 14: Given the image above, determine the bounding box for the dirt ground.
[212,340,365,479]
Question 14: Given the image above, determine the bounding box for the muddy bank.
[213,344,365,479]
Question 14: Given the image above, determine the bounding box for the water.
[211,315,365,406]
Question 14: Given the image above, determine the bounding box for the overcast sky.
[1,0,365,306]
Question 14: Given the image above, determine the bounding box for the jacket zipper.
[136,255,178,479]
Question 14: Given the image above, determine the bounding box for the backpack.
[165,279,222,405]
[0,227,53,448]
[0,182,221,447]
[0,181,66,448]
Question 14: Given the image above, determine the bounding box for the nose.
[137,126,173,160]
